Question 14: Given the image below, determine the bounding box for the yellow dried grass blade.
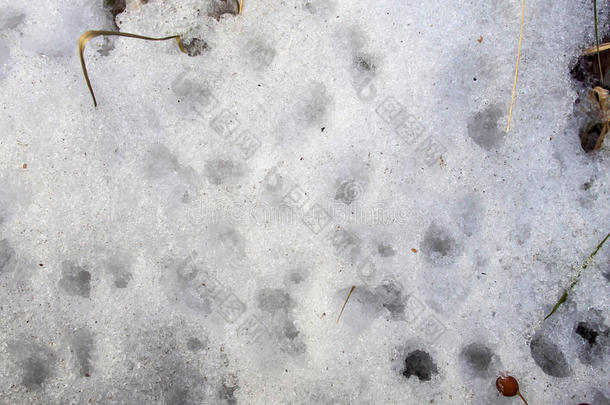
[79,30,187,107]
[237,0,243,14]
[506,0,525,134]
[583,42,610,55]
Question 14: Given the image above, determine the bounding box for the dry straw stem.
[583,42,610,55]
[337,286,356,324]
[506,0,525,133]
[79,30,187,107]
[593,0,603,82]
[237,0,243,14]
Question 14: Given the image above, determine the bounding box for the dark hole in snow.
[103,0,126,29]
[402,350,438,382]
[182,38,209,57]
[570,33,610,89]
[569,33,610,152]
[574,320,609,364]
[581,122,606,152]
[576,322,599,345]
[103,0,126,18]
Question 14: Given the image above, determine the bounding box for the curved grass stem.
[78,30,186,107]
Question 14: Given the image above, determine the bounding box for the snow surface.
[0,0,609,404]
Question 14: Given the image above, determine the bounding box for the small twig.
[506,0,525,133]
[336,286,356,324]
[79,30,186,107]
[593,0,604,83]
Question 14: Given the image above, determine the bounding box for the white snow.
[0,0,608,404]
